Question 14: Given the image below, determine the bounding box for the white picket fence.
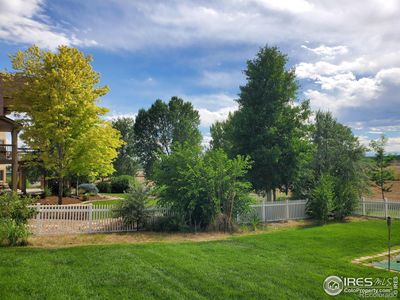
[354,199,400,219]
[28,203,170,236]
[28,200,309,235]
[238,200,308,223]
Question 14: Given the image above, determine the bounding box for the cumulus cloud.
[0,0,96,49]
[301,62,400,128]
[198,105,237,128]
[301,44,348,59]
[386,137,400,153]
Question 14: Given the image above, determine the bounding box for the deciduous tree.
[213,46,311,199]
[304,111,367,220]
[111,117,139,176]
[134,97,201,177]
[153,144,252,231]
[4,46,123,204]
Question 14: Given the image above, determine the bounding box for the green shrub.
[153,146,252,232]
[114,184,150,230]
[78,183,98,195]
[0,219,30,246]
[0,193,35,247]
[111,175,135,193]
[43,187,52,198]
[145,215,189,232]
[306,174,334,222]
[248,213,262,231]
[96,181,111,193]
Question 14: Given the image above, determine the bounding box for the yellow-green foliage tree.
[4,45,123,204]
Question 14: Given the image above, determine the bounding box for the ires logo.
[323,275,398,297]
[323,276,343,296]
[343,277,373,287]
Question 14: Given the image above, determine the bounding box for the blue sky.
[1,0,400,152]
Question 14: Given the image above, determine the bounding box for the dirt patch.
[37,196,83,205]
[27,219,316,248]
[364,181,400,201]
[36,194,114,205]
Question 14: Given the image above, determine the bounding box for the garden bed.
[36,194,116,205]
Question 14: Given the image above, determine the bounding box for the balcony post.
[11,128,18,192]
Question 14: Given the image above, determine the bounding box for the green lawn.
[0,220,398,299]
[93,193,158,207]
[99,193,127,199]
[89,199,123,206]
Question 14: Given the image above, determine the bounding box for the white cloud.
[0,0,96,49]
[386,137,400,153]
[197,105,237,128]
[184,92,238,127]
[186,93,237,110]
[302,64,400,129]
[366,135,400,153]
[356,135,370,148]
[104,112,136,121]
[201,134,212,149]
[301,44,348,59]
[198,70,244,89]
[254,0,314,13]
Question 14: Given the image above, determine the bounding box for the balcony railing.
[0,144,38,162]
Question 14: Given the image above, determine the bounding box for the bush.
[43,187,52,198]
[114,184,150,230]
[0,219,30,246]
[145,215,189,232]
[0,193,35,247]
[78,183,99,195]
[306,174,334,222]
[334,181,359,220]
[96,181,111,193]
[247,213,262,231]
[111,175,135,193]
[153,146,252,232]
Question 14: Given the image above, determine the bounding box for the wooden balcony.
[0,144,38,164]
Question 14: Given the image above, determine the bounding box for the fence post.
[362,197,366,216]
[262,200,266,223]
[285,199,289,221]
[36,203,41,235]
[88,204,93,233]
[384,198,388,219]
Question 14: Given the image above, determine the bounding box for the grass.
[99,193,127,199]
[93,193,158,207]
[0,219,398,299]
[89,199,123,206]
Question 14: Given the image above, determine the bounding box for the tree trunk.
[57,145,63,205]
[266,190,272,202]
[273,189,276,202]
[76,178,79,197]
[58,176,63,205]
